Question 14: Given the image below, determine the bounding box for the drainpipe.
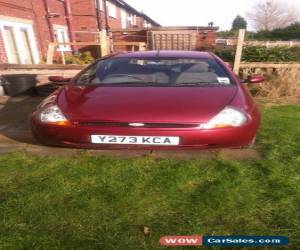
[31,0,44,57]
[104,0,110,35]
[63,0,75,43]
[95,0,102,31]
[43,0,55,42]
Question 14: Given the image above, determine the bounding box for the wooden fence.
[240,63,300,69]
[218,39,300,47]
[245,41,300,47]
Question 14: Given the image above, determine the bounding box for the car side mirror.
[48,76,71,83]
[246,75,266,84]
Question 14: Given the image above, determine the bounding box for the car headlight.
[40,105,69,125]
[200,107,247,129]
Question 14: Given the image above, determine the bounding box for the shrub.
[215,49,236,63]
[64,52,95,65]
[241,67,300,98]
[215,46,300,63]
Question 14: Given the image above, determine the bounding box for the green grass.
[0,105,300,250]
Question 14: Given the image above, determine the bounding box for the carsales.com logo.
[159,236,289,247]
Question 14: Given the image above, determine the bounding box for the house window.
[106,1,117,18]
[0,19,39,64]
[121,10,127,29]
[127,14,137,27]
[2,26,19,63]
[132,15,137,26]
[96,0,103,11]
[143,21,152,28]
[127,14,133,27]
[54,26,71,52]
[20,29,34,64]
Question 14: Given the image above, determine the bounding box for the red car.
[31,51,264,149]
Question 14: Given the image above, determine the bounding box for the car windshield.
[75,57,233,86]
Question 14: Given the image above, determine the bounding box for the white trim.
[53,24,68,30]
[0,15,33,24]
[0,19,40,64]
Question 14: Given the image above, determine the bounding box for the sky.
[125,0,300,30]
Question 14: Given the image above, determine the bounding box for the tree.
[246,0,299,31]
[231,15,247,31]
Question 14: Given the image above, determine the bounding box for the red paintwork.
[48,76,72,82]
[59,85,237,123]
[248,75,266,84]
[31,51,261,149]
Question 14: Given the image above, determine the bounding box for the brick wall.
[31,0,68,58]
[196,30,217,50]
[136,16,145,29]
[70,0,98,42]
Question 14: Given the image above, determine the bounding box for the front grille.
[76,121,198,129]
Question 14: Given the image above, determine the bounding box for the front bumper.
[31,115,260,150]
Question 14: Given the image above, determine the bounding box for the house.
[70,0,159,44]
[0,0,159,64]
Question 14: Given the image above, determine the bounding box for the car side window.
[75,63,98,85]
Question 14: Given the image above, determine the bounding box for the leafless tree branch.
[246,0,299,30]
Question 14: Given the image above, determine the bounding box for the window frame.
[121,9,127,29]
[0,18,40,64]
[53,25,71,52]
[106,1,117,18]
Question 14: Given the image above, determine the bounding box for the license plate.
[91,135,180,146]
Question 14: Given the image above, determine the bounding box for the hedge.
[215,46,300,63]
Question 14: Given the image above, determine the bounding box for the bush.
[215,49,236,62]
[215,46,300,63]
[243,46,300,62]
[241,67,300,98]
[64,52,95,65]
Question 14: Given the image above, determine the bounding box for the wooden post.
[46,43,56,64]
[61,51,66,65]
[149,31,155,50]
[233,29,245,74]
[100,30,109,57]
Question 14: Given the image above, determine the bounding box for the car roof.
[112,50,214,59]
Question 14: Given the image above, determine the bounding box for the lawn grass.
[0,105,299,250]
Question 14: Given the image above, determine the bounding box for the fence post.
[100,30,109,57]
[233,29,245,75]
[61,51,66,65]
[46,43,56,64]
